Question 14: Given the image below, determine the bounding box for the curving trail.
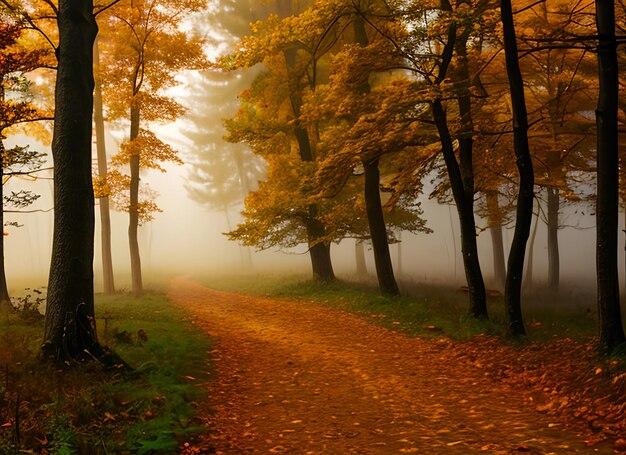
[168,277,602,454]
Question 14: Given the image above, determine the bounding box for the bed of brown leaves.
[171,278,622,454]
[453,335,626,449]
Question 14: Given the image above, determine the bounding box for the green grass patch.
[200,272,598,342]
[0,291,213,454]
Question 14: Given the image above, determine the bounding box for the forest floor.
[169,277,626,454]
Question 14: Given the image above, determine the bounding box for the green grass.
[200,272,599,342]
[0,291,213,454]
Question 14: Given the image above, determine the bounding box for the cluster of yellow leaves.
[0,19,53,139]
[219,0,350,70]
[228,152,318,249]
[113,129,183,172]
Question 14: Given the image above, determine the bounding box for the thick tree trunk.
[306,206,335,282]
[93,38,115,295]
[308,240,335,282]
[427,0,487,317]
[595,0,625,352]
[0,142,10,307]
[433,100,488,318]
[129,106,143,297]
[547,186,560,289]
[364,158,399,296]
[282,47,335,282]
[501,0,533,337]
[355,239,367,276]
[487,192,506,291]
[353,15,398,296]
[42,0,100,362]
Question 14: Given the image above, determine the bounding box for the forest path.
[168,277,600,454]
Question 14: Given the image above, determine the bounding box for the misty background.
[2,0,609,298]
[3,126,604,294]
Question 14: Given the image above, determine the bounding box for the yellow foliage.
[100,170,162,224]
[113,129,183,171]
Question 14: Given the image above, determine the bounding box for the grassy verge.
[0,292,212,454]
[200,272,598,342]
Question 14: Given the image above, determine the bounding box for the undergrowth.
[0,292,213,454]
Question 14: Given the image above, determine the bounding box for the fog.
[3,128,609,297]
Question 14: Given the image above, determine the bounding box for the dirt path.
[169,278,606,454]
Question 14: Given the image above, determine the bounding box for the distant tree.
[98,0,205,296]
[427,0,495,317]
[181,72,265,256]
[275,0,336,282]
[181,2,266,268]
[219,1,340,282]
[518,0,597,291]
[221,0,431,287]
[0,18,49,307]
[93,36,114,295]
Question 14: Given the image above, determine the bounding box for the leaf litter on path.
[169,278,618,454]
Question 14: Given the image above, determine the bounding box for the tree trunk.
[595,0,625,352]
[524,209,539,288]
[363,158,399,296]
[93,37,115,295]
[501,0,533,337]
[283,47,335,283]
[433,100,488,318]
[396,232,402,276]
[129,106,143,297]
[353,15,398,296]
[547,186,560,289]
[487,192,506,291]
[309,241,335,282]
[42,0,100,362]
[306,208,335,282]
[233,149,253,269]
[0,141,10,307]
[355,239,367,276]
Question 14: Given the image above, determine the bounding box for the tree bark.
[355,239,367,276]
[501,0,533,337]
[487,192,506,291]
[595,0,625,352]
[305,205,335,282]
[282,47,335,283]
[433,100,488,318]
[42,0,100,362]
[93,37,115,295]
[353,14,398,296]
[0,141,10,307]
[129,105,143,297]
[364,158,399,296]
[547,186,560,289]
[524,209,539,288]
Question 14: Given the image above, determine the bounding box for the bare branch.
[4,208,53,213]
[94,0,123,16]
[0,0,57,52]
